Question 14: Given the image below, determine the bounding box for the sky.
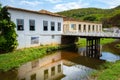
[1,0,120,12]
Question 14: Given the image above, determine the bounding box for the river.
[0,46,120,80]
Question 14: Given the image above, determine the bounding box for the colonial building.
[7,6,63,49]
[63,19,102,33]
[7,6,103,49]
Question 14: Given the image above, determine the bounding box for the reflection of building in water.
[18,52,64,80]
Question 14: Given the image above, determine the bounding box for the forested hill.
[57,5,120,27]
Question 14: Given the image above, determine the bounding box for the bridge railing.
[63,31,120,38]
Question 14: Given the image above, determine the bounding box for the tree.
[0,5,18,53]
[83,15,97,21]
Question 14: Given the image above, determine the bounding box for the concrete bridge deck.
[62,32,120,39]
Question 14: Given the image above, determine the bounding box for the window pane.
[71,24,76,30]
[29,20,35,31]
[31,37,39,44]
[17,19,24,31]
[51,67,55,76]
[51,22,55,31]
[58,22,61,31]
[44,69,48,80]
[58,64,61,73]
[43,21,48,31]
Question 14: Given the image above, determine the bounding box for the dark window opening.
[93,25,95,31]
[44,69,48,80]
[51,67,55,76]
[79,24,81,31]
[88,25,90,31]
[17,19,24,31]
[31,74,36,80]
[83,24,86,31]
[29,20,35,31]
[51,22,55,31]
[58,64,61,73]
[43,21,48,31]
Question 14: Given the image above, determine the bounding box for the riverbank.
[0,45,66,72]
[91,61,120,80]
[76,38,115,47]
[103,40,120,54]
[91,40,120,80]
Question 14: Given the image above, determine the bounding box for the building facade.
[7,7,63,49]
[63,20,102,33]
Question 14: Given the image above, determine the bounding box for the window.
[79,24,81,31]
[99,25,101,31]
[51,67,55,76]
[96,25,98,31]
[43,21,48,31]
[71,24,76,30]
[44,69,48,80]
[51,35,55,39]
[58,64,61,73]
[17,19,24,30]
[88,25,91,32]
[31,74,36,80]
[83,24,86,31]
[31,37,39,44]
[58,22,61,31]
[51,22,55,31]
[93,25,95,31]
[29,20,35,31]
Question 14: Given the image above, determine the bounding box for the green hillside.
[57,6,120,27]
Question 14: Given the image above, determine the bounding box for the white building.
[63,20,102,33]
[7,6,63,49]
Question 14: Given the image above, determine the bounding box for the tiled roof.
[6,6,63,18]
[39,9,62,17]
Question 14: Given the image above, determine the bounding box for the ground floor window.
[31,37,39,44]
[51,35,55,39]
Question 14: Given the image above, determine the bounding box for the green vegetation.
[0,4,18,53]
[115,44,120,48]
[100,38,115,45]
[76,38,86,47]
[76,38,115,47]
[0,45,63,71]
[57,5,120,28]
[92,61,120,80]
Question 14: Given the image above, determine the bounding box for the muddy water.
[0,47,120,80]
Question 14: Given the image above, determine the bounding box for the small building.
[63,19,102,33]
[7,6,63,49]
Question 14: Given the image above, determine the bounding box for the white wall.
[8,9,63,49]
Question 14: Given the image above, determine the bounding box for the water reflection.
[78,46,102,59]
[18,52,64,80]
[0,48,120,80]
[100,52,120,62]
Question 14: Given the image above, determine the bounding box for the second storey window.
[17,19,24,31]
[58,22,61,31]
[29,20,35,31]
[51,22,55,31]
[71,24,76,30]
[43,21,48,31]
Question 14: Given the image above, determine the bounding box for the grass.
[115,44,120,48]
[76,38,115,47]
[100,38,115,45]
[0,45,63,72]
[91,61,120,80]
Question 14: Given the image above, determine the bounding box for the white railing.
[63,31,120,38]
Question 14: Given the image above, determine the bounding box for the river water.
[0,46,120,80]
